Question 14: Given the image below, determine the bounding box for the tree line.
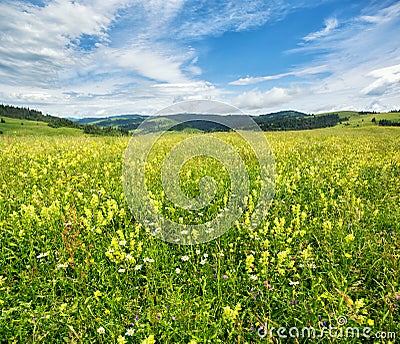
[257,114,347,131]
[377,119,400,127]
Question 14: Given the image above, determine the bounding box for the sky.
[0,0,399,118]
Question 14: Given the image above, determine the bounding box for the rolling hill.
[1,104,399,136]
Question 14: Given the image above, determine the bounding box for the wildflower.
[222,275,228,280]
[195,249,201,255]
[97,327,105,334]
[171,316,176,320]
[355,298,365,309]
[250,274,258,281]
[200,259,207,265]
[134,264,142,270]
[222,304,241,323]
[181,230,189,235]
[59,303,67,312]
[104,309,110,315]
[125,254,134,261]
[345,233,355,243]
[181,255,189,262]
[246,254,255,272]
[36,252,48,259]
[142,334,156,344]
[117,335,127,344]
[56,263,68,269]
[125,328,135,336]
[94,290,102,298]
[175,267,181,274]
[289,280,300,286]
[119,240,127,246]
[118,268,126,273]
[143,257,154,263]
[367,319,374,326]
[203,253,209,258]
[290,300,297,305]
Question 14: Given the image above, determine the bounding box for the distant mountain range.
[70,110,310,131]
[9,104,389,133]
[71,114,147,130]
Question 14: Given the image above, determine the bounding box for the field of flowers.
[0,126,399,343]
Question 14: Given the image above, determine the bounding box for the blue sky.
[0,0,399,117]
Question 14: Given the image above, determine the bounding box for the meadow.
[0,123,399,343]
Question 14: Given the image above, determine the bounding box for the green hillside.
[0,104,130,136]
[0,117,83,137]
[318,111,400,128]
[2,105,399,137]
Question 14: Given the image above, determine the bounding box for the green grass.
[0,117,83,137]
[0,123,399,343]
[318,111,400,128]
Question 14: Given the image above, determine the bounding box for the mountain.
[253,110,308,124]
[71,110,309,130]
[72,114,148,131]
[7,104,398,135]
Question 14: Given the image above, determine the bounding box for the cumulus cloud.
[233,87,307,110]
[0,0,126,86]
[361,64,400,96]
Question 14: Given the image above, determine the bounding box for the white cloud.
[0,0,207,115]
[359,2,400,25]
[1,1,399,116]
[103,46,189,84]
[270,2,400,113]
[361,64,400,96]
[233,87,307,110]
[230,65,328,86]
[303,17,338,42]
[173,1,327,40]
[0,0,126,86]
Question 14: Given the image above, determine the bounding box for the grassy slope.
[1,111,400,137]
[0,117,83,137]
[318,111,400,128]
